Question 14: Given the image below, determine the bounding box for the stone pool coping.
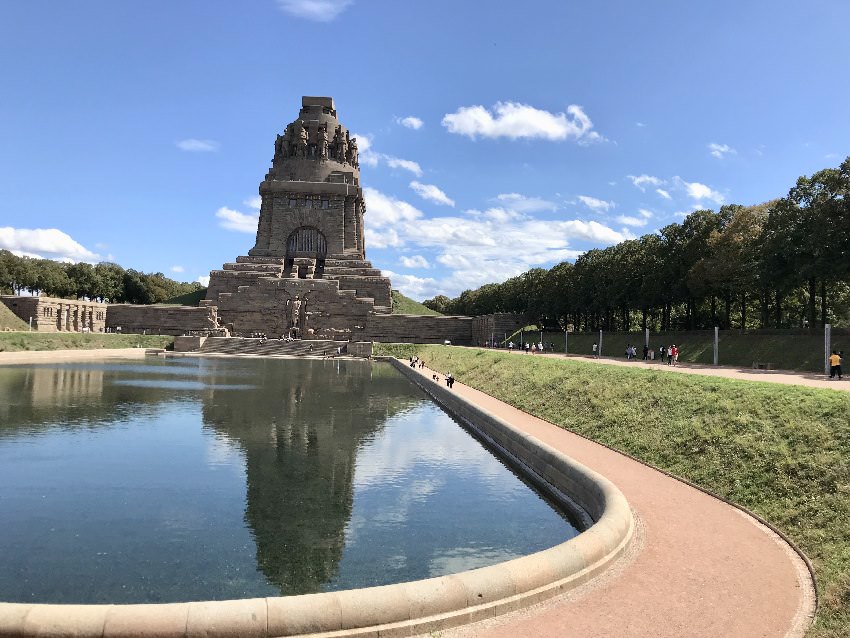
[0,356,634,638]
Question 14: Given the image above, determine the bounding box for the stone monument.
[204,96,394,339]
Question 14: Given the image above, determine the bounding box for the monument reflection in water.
[0,358,578,604]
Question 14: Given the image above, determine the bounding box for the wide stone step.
[199,337,348,357]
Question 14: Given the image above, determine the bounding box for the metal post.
[825,323,831,375]
[645,327,649,349]
[28,316,32,331]
[713,326,719,366]
[599,329,603,358]
[565,328,568,354]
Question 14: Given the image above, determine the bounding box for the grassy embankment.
[0,303,28,331]
[375,344,850,638]
[512,330,847,373]
[0,332,173,352]
[391,290,442,315]
[158,287,208,306]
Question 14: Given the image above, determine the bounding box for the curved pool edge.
[0,357,635,638]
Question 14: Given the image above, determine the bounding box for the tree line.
[424,157,850,331]
[0,251,202,304]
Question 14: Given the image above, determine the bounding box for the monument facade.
[204,96,395,340]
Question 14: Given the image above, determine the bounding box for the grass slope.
[0,304,28,331]
[0,332,173,352]
[391,290,442,315]
[159,288,207,306]
[376,344,850,637]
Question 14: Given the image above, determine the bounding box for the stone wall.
[0,295,107,332]
[356,314,474,345]
[106,304,219,336]
[215,277,375,340]
[471,313,527,346]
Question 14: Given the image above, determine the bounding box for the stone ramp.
[198,337,347,358]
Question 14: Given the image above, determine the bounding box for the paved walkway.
[509,349,850,393]
[410,363,816,638]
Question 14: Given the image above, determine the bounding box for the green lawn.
[391,290,442,315]
[0,332,173,352]
[376,344,850,637]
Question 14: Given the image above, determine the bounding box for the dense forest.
[424,157,850,330]
[0,251,202,305]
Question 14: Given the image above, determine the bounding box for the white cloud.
[171,265,185,273]
[627,174,663,191]
[381,270,440,300]
[398,116,424,130]
[616,215,648,227]
[364,188,631,298]
[656,188,672,200]
[442,102,602,143]
[674,177,725,205]
[708,142,737,159]
[399,255,430,269]
[351,133,379,167]
[244,196,262,210]
[410,181,454,206]
[215,206,258,234]
[494,193,556,213]
[363,187,423,225]
[636,122,646,128]
[577,195,614,213]
[385,156,422,177]
[276,0,353,21]
[638,208,654,218]
[352,133,421,175]
[0,227,100,262]
[176,139,219,152]
[197,275,210,287]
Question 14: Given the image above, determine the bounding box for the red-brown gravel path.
[411,362,816,638]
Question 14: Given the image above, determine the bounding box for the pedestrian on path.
[829,350,843,379]
[592,342,598,358]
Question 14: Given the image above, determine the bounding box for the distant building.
[0,295,106,332]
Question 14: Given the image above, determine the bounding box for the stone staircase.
[198,337,348,358]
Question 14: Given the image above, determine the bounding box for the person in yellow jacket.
[829,350,843,380]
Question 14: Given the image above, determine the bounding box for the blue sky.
[1,1,848,300]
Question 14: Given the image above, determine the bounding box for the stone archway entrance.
[286,227,327,279]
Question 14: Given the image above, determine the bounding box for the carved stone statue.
[295,120,308,158]
[348,138,358,167]
[317,124,329,161]
[287,295,304,335]
[335,127,348,164]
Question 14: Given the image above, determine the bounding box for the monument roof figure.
[302,96,335,109]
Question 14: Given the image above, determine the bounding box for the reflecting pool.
[0,357,579,603]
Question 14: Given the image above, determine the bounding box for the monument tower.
[204,96,393,339]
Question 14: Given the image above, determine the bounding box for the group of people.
[507,341,550,353]
[592,342,680,365]
[409,356,455,388]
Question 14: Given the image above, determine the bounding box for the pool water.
[0,357,579,603]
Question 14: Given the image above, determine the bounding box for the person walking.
[592,342,598,358]
[829,350,843,379]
